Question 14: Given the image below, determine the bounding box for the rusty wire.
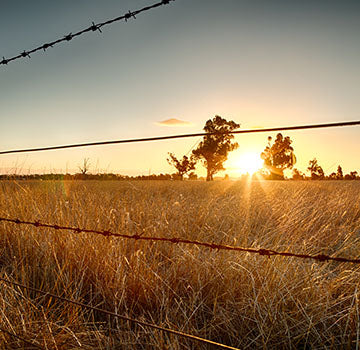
[0,277,240,350]
[0,120,359,155]
[0,0,175,67]
[0,326,45,350]
[1,217,360,264]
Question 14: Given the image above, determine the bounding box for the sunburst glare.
[228,152,263,175]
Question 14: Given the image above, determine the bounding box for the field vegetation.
[1,180,360,349]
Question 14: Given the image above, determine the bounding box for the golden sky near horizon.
[0,0,359,177]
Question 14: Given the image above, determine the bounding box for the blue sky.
[1,0,359,176]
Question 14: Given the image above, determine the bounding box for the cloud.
[156,118,192,127]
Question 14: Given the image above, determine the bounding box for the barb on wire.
[0,120,359,156]
[0,277,239,350]
[0,326,45,350]
[0,0,175,66]
[1,217,360,264]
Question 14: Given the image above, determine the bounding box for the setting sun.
[232,152,263,175]
[1,1,359,348]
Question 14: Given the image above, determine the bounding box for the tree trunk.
[206,168,213,181]
[272,168,284,180]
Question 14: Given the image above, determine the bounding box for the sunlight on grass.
[0,180,360,348]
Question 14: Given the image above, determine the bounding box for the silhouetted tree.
[192,115,240,181]
[167,153,196,180]
[78,158,91,175]
[188,172,198,180]
[336,165,343,180]
[350,171,358,179]
[307,158,324,180]
[344,171,358,180]
[328,172,337,180]
[75,158,91,179]
[260,133,296,180]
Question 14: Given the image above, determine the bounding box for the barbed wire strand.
[0,120,359,156]
[1,217,360,264]
[0,277,240,350]
[0,326,45,350]
[0,0,175,67]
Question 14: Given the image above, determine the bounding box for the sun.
[230,152,263,175]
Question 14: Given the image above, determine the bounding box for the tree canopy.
[167,153,196,180]
[192,115,240,181]
[307,158,325,180]
[336,165,343,180]
[260,133,296,179]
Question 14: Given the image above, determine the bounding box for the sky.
[0,0,359,177]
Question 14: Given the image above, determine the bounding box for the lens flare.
[231,152,263,175]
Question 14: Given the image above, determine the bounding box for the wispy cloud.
[156,118,193,127]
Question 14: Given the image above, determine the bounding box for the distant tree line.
[0,115,240,182]
[290,162,359,181]
[258,132,359,180]
[0,172,199,181]
[1,116,358,182]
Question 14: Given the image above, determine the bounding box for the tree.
[336,165,343,180]
[78,158,91,175]
[260,133,296,180]
[307,158,324,180]
[328,172,337,180]
[167,153,196,180]
[344,171,358,180]
[188,172,198,180]
[350,171,358,179]
[192,115,240,181]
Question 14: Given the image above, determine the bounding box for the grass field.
[1,180,360,349]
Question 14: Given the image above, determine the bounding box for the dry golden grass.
[0,179,360,349]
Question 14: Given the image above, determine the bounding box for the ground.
[0,180,359,349]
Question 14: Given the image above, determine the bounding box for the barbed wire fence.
[0,277,240,350]
[0,0,175,67]
[1,216,360,264]
[1,0,360,346]
[1,121,360,348]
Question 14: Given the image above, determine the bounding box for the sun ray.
[227,152,263,176]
